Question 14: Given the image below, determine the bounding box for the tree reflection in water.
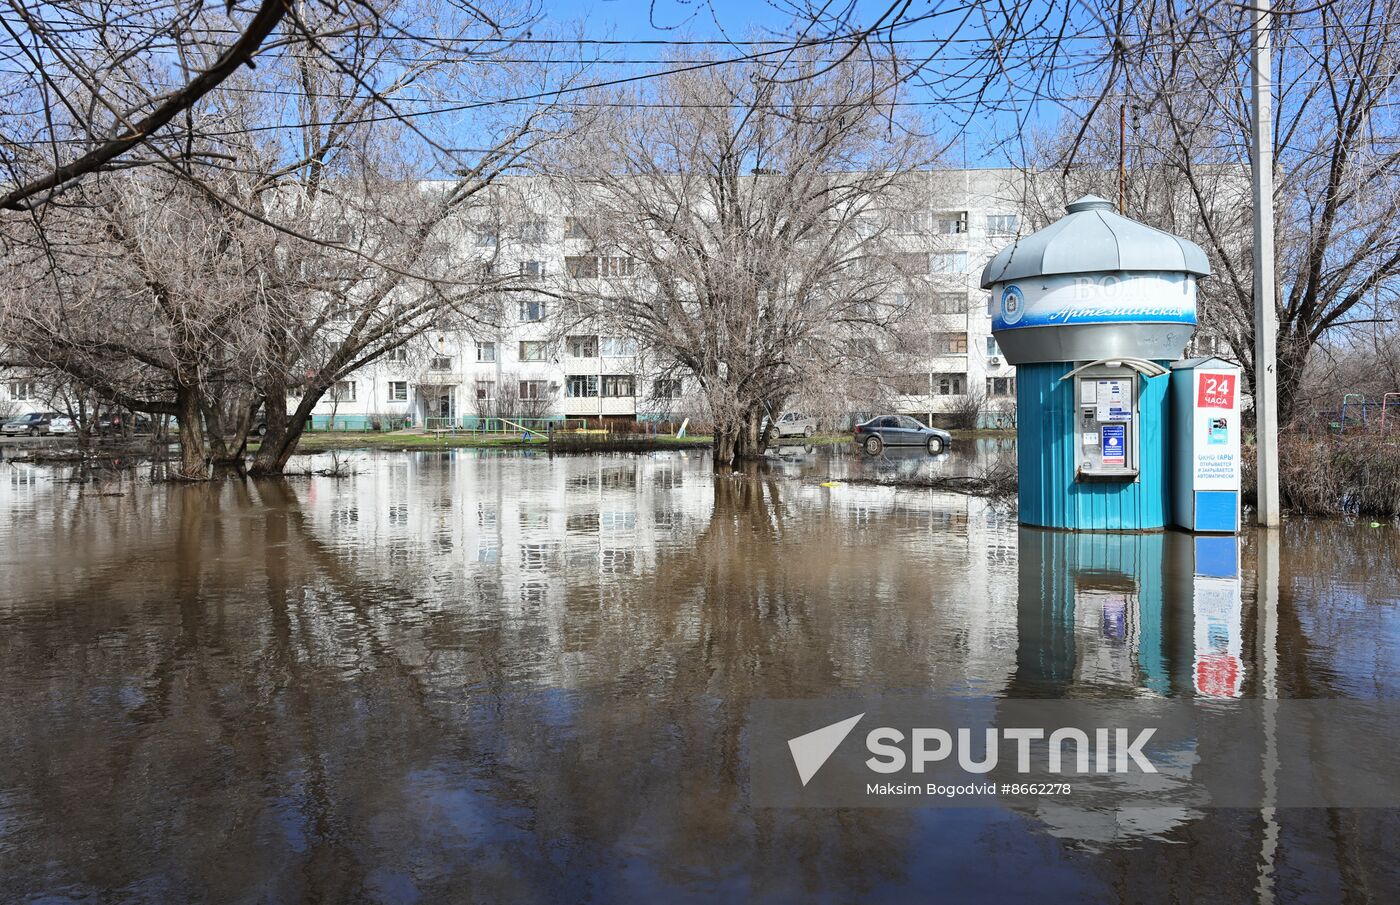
[0,449,1396,902]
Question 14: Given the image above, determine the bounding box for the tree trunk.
[1245,328,1311,429]
[173,383,210,480]
[205,395,259,469]
[249,387,319,475]
[712,425,739,470]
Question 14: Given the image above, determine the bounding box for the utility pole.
[1118,103,1127,213]
[1251,3,1281,527]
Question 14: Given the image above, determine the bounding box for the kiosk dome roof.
[979,195,1211,289]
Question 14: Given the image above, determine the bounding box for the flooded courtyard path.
[1,448,1397,903]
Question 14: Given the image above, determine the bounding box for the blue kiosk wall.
[1016,362,1171,531]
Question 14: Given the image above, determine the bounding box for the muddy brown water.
[1,447,1396,903]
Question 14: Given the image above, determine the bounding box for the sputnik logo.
[787,713,864,786]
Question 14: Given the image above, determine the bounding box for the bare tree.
[1034,0,1400,424]
[552,46,934,466]
[474,369,557,421]
[1,0,579,478]
[0,0,291,211]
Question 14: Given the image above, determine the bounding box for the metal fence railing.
[422,417,589,438]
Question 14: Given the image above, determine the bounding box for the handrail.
[500,417,548,439]
[1340,393,1367,433]
[1382,393,1400,432]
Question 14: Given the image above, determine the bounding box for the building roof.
[979,195,1211,288]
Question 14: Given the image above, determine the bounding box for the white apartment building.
[285,168,1029,431]
[1,169,1032,429]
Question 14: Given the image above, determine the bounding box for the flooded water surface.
[1,447,1397,903]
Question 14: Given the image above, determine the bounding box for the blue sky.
[542,0,819,42]
[529,1,1103,167]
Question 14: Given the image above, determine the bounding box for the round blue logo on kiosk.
[1000,285,1025,325]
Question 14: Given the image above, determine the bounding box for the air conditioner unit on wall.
[988,356,1001,366]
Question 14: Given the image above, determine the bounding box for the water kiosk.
[981,195,1231,532]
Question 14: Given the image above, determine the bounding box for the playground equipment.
[1384,393,1400,432]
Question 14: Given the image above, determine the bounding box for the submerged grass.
[283,431,713,454]
[836,459,1019,502]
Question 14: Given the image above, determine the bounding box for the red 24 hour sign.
[1197,372,1236,409]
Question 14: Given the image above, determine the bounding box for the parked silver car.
[47,415,76,435]
[1,411,61,437]
[767,412,818,438]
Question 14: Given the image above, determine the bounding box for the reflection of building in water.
[815,483,1021,690]
[1182,536,1245,698]
[303,449,716,618]
[1012,528,1188,698]
[1008,528,1253,847]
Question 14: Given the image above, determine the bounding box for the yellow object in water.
[820,481,842,488]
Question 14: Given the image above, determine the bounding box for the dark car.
[854,414,952,455]
[1,411,61,436]
[97,411,154,434]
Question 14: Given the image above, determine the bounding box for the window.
[519,340,549,362]
[519,299,546,322]
[932,332,968,354]
[986,336,1000,356]
[564,216,595,239]
[566,335,599,358]
[987,376,1017,397]
[324,221,356,245]
[474,228,498,248]
[429,355,452,371]
[386,345,409,363]
[519,260,547,279]
[566,375,599,398]
[476,341,497,362]
[986,214,1019,236]
[933,372,966,396]
[652,378,682,399]
[517,221,548,243]
[8,380,34,400]
[931,252,969,274]
[475,379,495,402]
[388,380,408,402]
[602,375,635,398]
[600,336,637,357]
[330,380,356,402]
[601,256,637,277]
[519,380,549,401]
[566,255,637,278]
[891,374,929,395]
[931,292,966,314]
[887,210,929,233]
[327,300,352,321]
[892,291,924,312]
[936,212,968,234]
[891,330,928,355]
[893,252,929,275]
[565,255,597,278]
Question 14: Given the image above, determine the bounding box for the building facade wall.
[290,169,1032,432]
[5,169,1186,431]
